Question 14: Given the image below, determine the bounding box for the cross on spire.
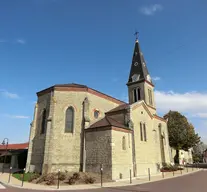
[134,31,139,40]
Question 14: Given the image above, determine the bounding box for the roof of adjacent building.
[36,83,126,105]
[0,142,29,150]
[106,103,129,113]
[89,116,128,129]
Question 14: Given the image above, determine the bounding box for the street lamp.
[2,138,9,173]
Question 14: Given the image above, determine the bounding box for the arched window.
[122,136,126,150]
[94,110,100,119]
[140,122,143,141]
[133,88,141,102]
[143,123,147,141]
[65,106,74,133]
[41,109,46,134]
[148,89,153,105]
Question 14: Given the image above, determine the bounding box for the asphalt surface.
[0,170,206,192]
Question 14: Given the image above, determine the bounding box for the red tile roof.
[106,103,129,113]
[89,116,128,129]
[36,83,126,105]
[154,115,167,122]
[0,142,29,150]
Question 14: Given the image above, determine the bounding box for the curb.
[133,169,202,186]
[0,170,203,191]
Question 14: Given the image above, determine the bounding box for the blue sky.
[0,0,207,143]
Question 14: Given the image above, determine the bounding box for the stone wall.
[85,129,112,178]
[26,92,51,173]
[130,102,170,176]
[111,129,133,180]
[144,83,156,114]
[43,90,119,173]
[153,118,171,165]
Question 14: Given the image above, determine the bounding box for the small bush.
[46,179,55,185]
[73,172,80,180]
[36,175,46,184]
[177,167,184,170]
[84,176,96,184]
[68,177,76,185]
[28,173,40,182]
[45,174,55,185]
[160,163,179,172]
[59,172,66,181]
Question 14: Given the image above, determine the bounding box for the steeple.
[127,37,156,111]
[127,39,153,85]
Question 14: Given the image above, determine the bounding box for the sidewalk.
[0,168,202,191]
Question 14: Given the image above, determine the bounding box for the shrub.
[59,172,66,181]
[45,174,55,185]
[72,172,80,180]
[68,177,76,185]
[84,176,96,184]
[28,173,40,182]
[36,175,46,184]
[160,163,178,172]
[177,167,184,170]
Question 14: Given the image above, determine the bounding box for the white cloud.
[117,90,207,119]
[152,76,161,81]
[155,90,207,117]
[140,4,163,16]
[12,115,30,119]
[0,89,19,99]
[16,39,26,44]
[192,113,207,118]
[3,114,30,119]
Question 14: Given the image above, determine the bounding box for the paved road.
[0,170,206,192]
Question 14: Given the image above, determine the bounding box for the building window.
[122,136,126,150]
[148,89,153,105]
[94,110,100,119]
[140,122,143,141]
[143,123,147,141]
[133,88,141,102]
[65,106,74,133]
[41,109,47,134]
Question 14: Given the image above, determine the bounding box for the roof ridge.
[106,116,122,124]
[37,84,126,105]
[0,142,29,146]
[105,116,112,125]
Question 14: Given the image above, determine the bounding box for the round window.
[94,110,99,119]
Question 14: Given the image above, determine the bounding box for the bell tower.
[127,35,156,110]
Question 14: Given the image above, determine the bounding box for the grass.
[12,172,34,182]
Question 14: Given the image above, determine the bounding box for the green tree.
[193,142,207,163]
[164,111,200,163]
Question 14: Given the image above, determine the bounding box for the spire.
[127,38,153,85]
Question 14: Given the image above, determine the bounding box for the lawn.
[12,172,35,182]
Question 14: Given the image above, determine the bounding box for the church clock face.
[134,62,138,66]
[132,74,140,82]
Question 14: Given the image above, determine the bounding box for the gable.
[131,101,153,119]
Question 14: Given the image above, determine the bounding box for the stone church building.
[26,38,171,180]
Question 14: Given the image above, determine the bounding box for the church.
[26,37,172,180]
